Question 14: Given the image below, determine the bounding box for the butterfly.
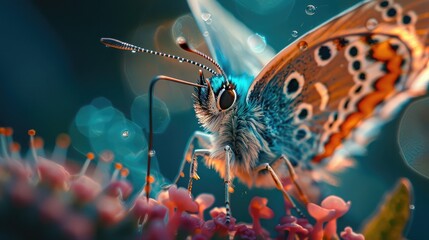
[102,0,429,220]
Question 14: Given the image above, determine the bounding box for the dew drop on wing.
[305,5,316,15]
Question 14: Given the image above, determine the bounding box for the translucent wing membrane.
[187,0,276,77]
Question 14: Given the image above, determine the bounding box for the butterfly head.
[194,74,238,131]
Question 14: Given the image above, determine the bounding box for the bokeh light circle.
[131,94,171,134]
[398,97,429,178]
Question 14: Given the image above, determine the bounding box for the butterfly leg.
[224,145,234,224]
[187,149,211,192]
[277,155,310,205]
[254,163,306,218]
[167,131,213,188]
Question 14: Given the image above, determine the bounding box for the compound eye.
[217,88,237,111]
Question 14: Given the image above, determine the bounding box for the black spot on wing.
[287,78,299,94]
[318,46,332,60]
[298,108,308,120]
[295,129,307,141]
[348,46,358,57]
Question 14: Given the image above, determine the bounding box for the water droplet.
[247,33,267,53]
[179,59,183,63]
[121,130,129,138]
[298,41,308,51]
[149,150,156,157]
[409,204,415,210]
[201,12,212,24]
[305,5,316,15]
[172,14,204,48]
[203,31,209,37]
[291,30,298,38]
[366,18,378,30]
[131,50,136,53]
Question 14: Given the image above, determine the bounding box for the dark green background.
[1,0,428,238]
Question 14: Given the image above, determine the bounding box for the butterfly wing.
[187,0,276,77]
[247,0,429,178]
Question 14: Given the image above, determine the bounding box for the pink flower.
[275,215,308,240]
[165,185,199,237]
[212,211,236,231]
[6,161,32,180]
[106,180,133,200]
[10,179,35,206]
[209,207,226,217]
[201,219,217,237]
[249,197,274,238]
[234,224,257,240]
[307,202,336,240]
[158,190,175,217]
[168,185,198,213]
[179,213,204,236]
[340,227,365,240]
[201,209,236,238]
[132,197,165,221]
[195,193,215,219]
[150,204,168,220]
[37,157,70,190]
[143,219,172,240]
[321,195,351,239]
[40,196,66,222]
[297,218,313,239]
[70,175,101,203]
[96,195,126,225]
[61,214,94,240]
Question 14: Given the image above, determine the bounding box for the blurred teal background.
[0,0,428,238]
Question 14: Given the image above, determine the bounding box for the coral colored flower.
[296,218,313,239]
[209,207,227,217]
[340,227,365,240]
[168,185,198,213]
[132,196,165,220]
[178,213,204,236]
[321,195,351,239]
[234,224,257,240]
[201,210,236,238]
[150,204,168,220]
[40,196,66,222]
[143,219,172,240]
[201,219,217,237]
[195,193,215,219]
[61,214,94,240]
[165,185,199,237]
[70,175,102,203]
[307,202,336,240]
[10,179,35,206]
[6,161,32,180]
[96,195,126,225]
[158,190,176,217]
[276,215,308,240]
[249,197,274,238]
[106,180,133,199]
[212,211,236,230]
[37,157,70,190]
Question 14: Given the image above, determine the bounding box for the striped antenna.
[100,38,218,76]
[176,37,229,84]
